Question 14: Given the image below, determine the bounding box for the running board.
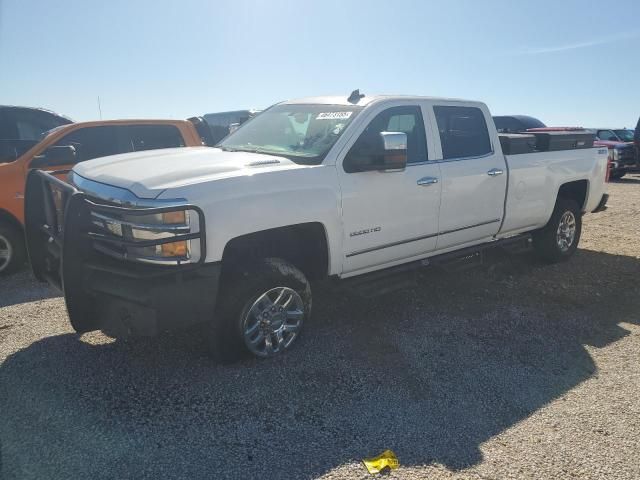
[338,234,532,298]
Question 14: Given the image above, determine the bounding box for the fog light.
[161,240,188,257]
[162,211,187,225]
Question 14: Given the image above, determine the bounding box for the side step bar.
[338,234,532,298]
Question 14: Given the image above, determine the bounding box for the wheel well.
[0,209,23,232]
[221,223,329,281]
[558,180,588,211]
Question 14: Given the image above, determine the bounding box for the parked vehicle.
[0,119,204,274]
[636,118,640,163]
[595,128,635,143]
[495,114,629,179]
[492,115,546,133]
[0,105,72,164]
[25,92,609,361]
[593,129,637,179]
[203,110,260,144]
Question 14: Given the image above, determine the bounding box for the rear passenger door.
[430,104,507,250]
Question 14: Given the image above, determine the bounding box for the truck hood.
[72,146,303,199]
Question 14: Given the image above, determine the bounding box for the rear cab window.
[434,106,492,160]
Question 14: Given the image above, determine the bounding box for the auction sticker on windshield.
[316,112,353,120]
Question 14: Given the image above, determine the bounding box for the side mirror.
[30,145,77,169]
[345,131,408,173]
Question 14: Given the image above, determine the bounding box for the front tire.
[532,198,582,263]
[207,258,311,362]
[0,223,26,276]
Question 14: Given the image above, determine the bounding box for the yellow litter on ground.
[362,449,399,474]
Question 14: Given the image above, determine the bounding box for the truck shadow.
[0,249,638,479]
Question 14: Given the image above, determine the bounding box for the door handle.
[487,168,504,176]
[417,176,439,186]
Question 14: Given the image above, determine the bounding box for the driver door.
[337,104,441,275]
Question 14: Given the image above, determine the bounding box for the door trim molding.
[438,218,501,236]
[345,218,501,258]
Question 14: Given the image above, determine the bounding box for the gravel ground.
[1,175,639,480]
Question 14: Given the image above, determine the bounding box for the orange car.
[0,119,204,274]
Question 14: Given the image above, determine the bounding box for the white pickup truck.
[25,92,609,361]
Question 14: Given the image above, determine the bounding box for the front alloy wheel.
[208,257,312,362]
[0,224,26,275]
[0,233,13,272]
[242,286,305,357]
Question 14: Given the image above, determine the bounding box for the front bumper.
[25,169,220,337]
[85,260,221,337]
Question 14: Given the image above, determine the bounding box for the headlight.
[90,206,200,265]
[612,149,620,161]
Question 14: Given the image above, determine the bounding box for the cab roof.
[281,94,475,107]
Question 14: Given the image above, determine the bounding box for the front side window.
[218,104,362,164]
[51,126,119,164]
[344,106,427,172]
[613,129,634,142]
[435,106,492,160]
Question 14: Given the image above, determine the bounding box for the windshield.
[218,104,362,164]
[613,129,634,142]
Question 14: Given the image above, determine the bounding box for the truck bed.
[499,147,609,237]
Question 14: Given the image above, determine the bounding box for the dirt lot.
[1,176,639,480]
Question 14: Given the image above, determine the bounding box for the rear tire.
[206,257,311,363]
[0,223,26,276]
[532,198,582,264]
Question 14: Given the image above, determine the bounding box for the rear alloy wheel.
[555,211,577,253]
[533,198,582,263]
[0,224,26,275]
[207,258,311,362]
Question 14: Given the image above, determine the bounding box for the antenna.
[348,89,365,104]
[97,96,103,119]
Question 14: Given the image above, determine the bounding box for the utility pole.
[97,96,103,119]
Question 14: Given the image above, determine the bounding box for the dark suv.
[492,115,547,133]
[0,106,72,163]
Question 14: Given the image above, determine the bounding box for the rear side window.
[52,126,119,163]
[121,124,185,151]
[597,130,617,141]
[435,106,492,159]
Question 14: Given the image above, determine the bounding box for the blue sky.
[1,0,639,127]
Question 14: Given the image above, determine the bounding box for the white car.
[26,92,609,361]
